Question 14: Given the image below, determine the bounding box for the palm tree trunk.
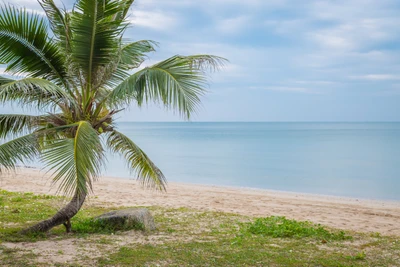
[22,190,87,234]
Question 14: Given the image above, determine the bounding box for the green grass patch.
[240,216,351,241]
[72,217,144,234]
[0,190,399,267]
[0,245,38,267]
[97,238,373,267]
[0,190,116,242]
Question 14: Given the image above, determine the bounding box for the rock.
[95,208,156,231]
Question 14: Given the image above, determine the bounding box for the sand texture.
[1,168,399,236]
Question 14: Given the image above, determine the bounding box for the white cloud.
[252,86,319,94]
[311,33,353,50]
[216,16,250,35]
[294,80,338,85]
[309,19,398,52]
[136,0,287,9]
[308,0,400,51]
[130,10,178,31]
[8,0,38,5]
[264,19,308,36]
[350,74,400,81]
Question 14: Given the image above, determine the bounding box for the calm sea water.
[104,122,400,201]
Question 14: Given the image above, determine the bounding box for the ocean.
[104,122,400,201]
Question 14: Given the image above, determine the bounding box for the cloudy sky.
[2,0,400,121]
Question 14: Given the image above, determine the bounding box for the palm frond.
[108,55,227,119]
[0,4,66,85]
[0,121,87,174]
[119,40,157,70]
[70,0,127,95]
[0,78,73,109]
[103,40,157,88]
[0,114,43,138]
[0,133,40,172]
[0,75,14,85]
[107,130,166,190]
[38,0,71,52]
[118,0,135,20]
[42,121,104,196]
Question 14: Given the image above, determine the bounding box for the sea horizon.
[101,121,400,201]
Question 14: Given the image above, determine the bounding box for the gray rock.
[95,208,156,231]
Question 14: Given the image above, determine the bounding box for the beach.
[106,122,400,201]
[1,168,399,236]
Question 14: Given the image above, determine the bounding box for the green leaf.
[0,133,40,172]
[38,0,71,51]
[119,40,157,70]
[107,130,166,190]
[118,0,135,20]
[0,114,43,139]
[70,0,127,93]
[0,4,66,85]
[104,40,157,87]
[0,78,72,109]
[42,121,104,196]
[0,75,14,86]
[108,55,227,119]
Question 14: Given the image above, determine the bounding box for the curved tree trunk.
[22,190,87,234]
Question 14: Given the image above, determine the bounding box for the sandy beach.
[1,168,399,236]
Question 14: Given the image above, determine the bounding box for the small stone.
[95,208,156,231]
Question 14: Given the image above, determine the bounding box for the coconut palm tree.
[0,0,225,233]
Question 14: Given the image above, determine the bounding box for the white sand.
[1,168,399,236]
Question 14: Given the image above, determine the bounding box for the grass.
[0,246,38,267]
[72,216,145,234]
[0,189,399,266]
[240,216,351,240]
[98,240,370,267]
[0,189,119,242]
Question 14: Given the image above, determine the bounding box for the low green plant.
[347,251,367,261]
[72,217,144,234]
[240,216,351,241]
[370,232,381,238]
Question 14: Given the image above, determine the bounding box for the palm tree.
[0,0,225,233]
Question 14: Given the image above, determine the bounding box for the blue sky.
[2,0,400,121]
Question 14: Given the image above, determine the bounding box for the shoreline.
[1,167,400,236]
[97,173,400,205]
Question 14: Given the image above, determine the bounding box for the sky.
[1,0,400,122]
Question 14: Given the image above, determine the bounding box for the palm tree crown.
[0,0,225,233]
